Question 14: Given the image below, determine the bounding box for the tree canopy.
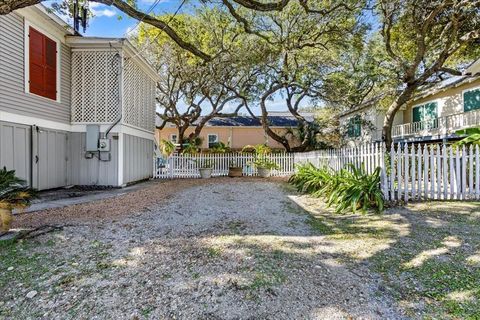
[2,0,479,147]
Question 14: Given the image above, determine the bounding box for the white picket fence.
[154,153,295,179]
[153,143,480,202]
[385,143,480,202]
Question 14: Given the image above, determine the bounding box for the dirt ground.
[1,178,479,319]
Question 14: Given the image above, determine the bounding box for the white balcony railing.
[392,109,480,139]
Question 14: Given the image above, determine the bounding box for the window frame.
[207,134,219,148]
[24,20,61,103]
[170,134,178,144]
[462,85,480,113]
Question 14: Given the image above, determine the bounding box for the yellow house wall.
[156,126,288,150]
[402,78,480,124]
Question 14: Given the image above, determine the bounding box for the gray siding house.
[0,5,158,190]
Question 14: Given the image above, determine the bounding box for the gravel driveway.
[1,180,405,319]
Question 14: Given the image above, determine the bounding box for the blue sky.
[80,0,189,38]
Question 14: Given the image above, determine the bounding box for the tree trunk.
[259,84,292,151]
[177,126,188,152]
[382,85,418,148]
[0,0,41,14]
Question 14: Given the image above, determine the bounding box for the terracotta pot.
[0,208,13,232]
[257,167,271,178]
[228,167,242,177]
[199,168,212,179]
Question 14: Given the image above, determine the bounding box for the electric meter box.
[98,138,111,152]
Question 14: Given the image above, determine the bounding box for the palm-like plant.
[327,164,384,214]
[289,163,384,214]
[0,167,36,231]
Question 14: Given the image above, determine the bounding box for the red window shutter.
[29,27,45,97]
[29,27,57,100]
[44,37,57,100]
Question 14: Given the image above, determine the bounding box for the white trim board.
[0,111,71,131]
[1,111,154,141]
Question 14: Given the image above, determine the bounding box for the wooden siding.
[69,132,119,186]
[0,121,31,184]
[0,13,71,124]
[123,134,153,184]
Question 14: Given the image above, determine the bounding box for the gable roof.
[412,74,480,102]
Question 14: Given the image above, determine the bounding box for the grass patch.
[300,197,480,318]
[206,246,222,258]
[0,239,51,289]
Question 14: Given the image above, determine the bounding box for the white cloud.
[89,3,117,18]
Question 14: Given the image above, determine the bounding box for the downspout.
[104,46,123,138]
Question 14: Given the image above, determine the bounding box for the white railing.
[154,142,480,203]
[393,109,480,138]
[154,153,295,179]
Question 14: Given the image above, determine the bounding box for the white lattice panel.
[71,51,120,123]
[123,59,156,131]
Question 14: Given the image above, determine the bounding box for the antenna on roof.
[73,0,89,33]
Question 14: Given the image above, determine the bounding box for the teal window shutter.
[464,88,480,112]
[347,116,361,138]
[354,116,361,137]
[413,106,422,122]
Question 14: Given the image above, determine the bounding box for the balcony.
[392,109,480,140]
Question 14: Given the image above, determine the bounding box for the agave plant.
[289,163,384,214]
[327,164,384,214]
[289,163,333,196]
[0,167,36,231]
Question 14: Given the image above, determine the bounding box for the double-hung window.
[28,26,58,101]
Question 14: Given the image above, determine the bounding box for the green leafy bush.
[252,158,280,170]
[288,163,333,196]
[160,139,175,156]
[210,142,230,153]
[289,163,384,214]
[0,167,36,210]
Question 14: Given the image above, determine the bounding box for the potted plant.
[242,144,279,178]
[0,167,35,232]
[253,158,280,178]
[196,159,214,179]
[228,159,243,177]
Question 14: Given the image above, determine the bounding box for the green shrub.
[289,163,384,214]
[0,167,36,210]
[288,163,333,196]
